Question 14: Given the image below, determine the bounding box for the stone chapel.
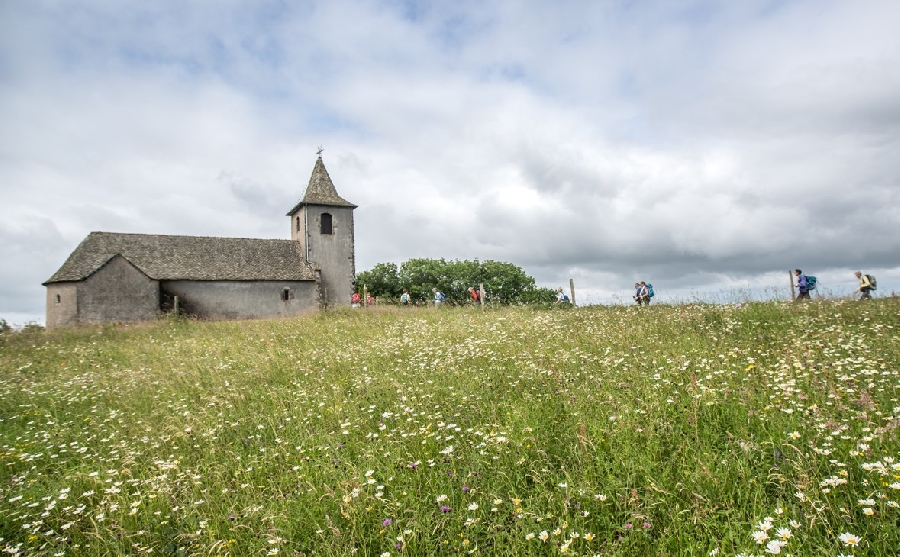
[43,155,356,328]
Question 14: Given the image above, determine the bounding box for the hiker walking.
[639,282,651,305]
[854,271,874,300]
[632,283,644,305]
[556,287,570,304]
[432,288,445,308]
[400,289,411,306]
[468,287,481,305]
[794,269,811,301]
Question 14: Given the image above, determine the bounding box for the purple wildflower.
[382,518,392,527]
[440,505,451,513]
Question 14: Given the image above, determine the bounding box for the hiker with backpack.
[794,269,813,301]
[556,287,570,304]
[854,271,876,300]
[632,283,644,305]
[639,281,653,305]
[432,288,446,308]
[400,289,411,306]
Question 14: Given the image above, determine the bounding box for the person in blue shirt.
[794,269,810,301]
[639,282,651,305]
[432,288,444,308]
[632,283,643,305]
[633,282,650,305]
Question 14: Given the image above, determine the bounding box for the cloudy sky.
[2,0,899,324]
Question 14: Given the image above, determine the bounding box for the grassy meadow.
[1,299,899,556]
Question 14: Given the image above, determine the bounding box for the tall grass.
[1,299,898,556]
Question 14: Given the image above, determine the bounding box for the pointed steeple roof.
[286,156,356,215]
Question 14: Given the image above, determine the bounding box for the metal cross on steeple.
[316,145,324,157]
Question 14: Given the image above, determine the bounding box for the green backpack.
[866,274,877,290]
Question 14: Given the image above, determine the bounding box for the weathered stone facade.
[44,156,356,327]
[289,205,356,307]
[287,156,357,308]
[44,283,77,329]
[161,280,319,320]
[45,255,160,328]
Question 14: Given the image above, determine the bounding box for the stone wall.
[161,280,319,320]
[45,282,78,328]
[302,205,356,308]
[77,255,160,325]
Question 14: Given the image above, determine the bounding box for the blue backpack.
[439,292,446,301]
[806,276,817,290]
[647,284,655,297]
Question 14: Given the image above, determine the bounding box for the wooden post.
[479,283,485,309]
[569,279,576,307]
[788,271,795,300]
[173,296,179,315]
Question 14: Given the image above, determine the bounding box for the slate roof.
[286,156,356,215]
[44,232,318,284]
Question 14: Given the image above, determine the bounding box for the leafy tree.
[357,258,557,306]
[355,262,401,300]
[397,258,447,304]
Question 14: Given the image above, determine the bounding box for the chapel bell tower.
[286,154,357,307]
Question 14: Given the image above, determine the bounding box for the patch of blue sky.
[756,0,793,20]
[381,0,433,23]
[668,0,723,27]
[238,35,284,68]
[114,33,283,84]
[477,62,527,84]
[433,12,491,51]
[117,45,207,76]
[249,0,298,24]
[304,110,364,137]
[617,70,641,99]
[0,57,10,82]
[205,35,236,73]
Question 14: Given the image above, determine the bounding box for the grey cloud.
[0,219,68,311]
[223,172,287,220]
